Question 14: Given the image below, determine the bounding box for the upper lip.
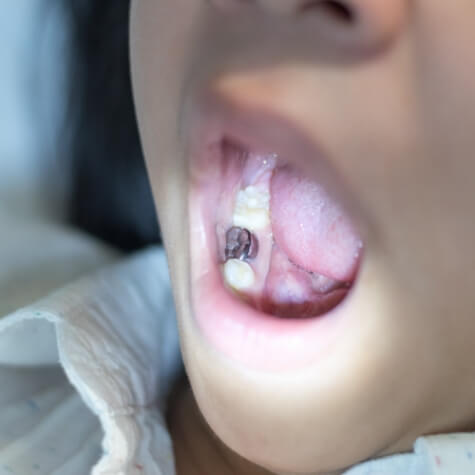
[185,87,359,221]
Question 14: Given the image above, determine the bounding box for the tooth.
[233,185,270,231]
[223,259,255,291]
[225,226,259,261]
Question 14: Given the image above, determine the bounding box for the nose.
[210,0,409,56]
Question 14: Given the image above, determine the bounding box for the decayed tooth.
[223,259,255,291]
[233,185,270,231]
[225,226,259,261]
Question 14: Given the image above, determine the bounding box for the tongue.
[270,166,362,282]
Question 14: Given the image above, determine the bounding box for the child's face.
[131,1,475,473]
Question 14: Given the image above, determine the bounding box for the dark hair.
[64,1,161,252]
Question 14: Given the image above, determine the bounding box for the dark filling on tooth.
[225,227,259,261]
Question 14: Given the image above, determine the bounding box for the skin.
[130,1,475,474]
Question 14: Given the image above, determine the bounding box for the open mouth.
[188,97,363,372]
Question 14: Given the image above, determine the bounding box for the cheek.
[410,2,475,298]
[415,0,475,185]
[130,0,201,261]
[130,0,198,183]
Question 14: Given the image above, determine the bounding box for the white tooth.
[233,185,270,231]
[224,259,255,291]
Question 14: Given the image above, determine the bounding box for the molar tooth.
[223,259,255,291]
[233,185,270,231]
[225,226,259,261]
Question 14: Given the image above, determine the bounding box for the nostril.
[299,0,355,24]
[297,0,409,57]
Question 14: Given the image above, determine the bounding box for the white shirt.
[0,210,181,474]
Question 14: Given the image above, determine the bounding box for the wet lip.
[187,92,361,373]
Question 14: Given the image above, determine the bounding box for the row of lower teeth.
[223,183,271,292]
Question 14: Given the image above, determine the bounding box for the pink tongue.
[270,166,362,282]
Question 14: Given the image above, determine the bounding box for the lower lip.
[189,174,354,374]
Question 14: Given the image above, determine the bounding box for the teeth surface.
[232,185,271,231]
[223,259,256,291]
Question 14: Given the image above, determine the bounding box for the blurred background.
[0,8,178,473]
[1,0,160,251]
[1,0,67,219]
